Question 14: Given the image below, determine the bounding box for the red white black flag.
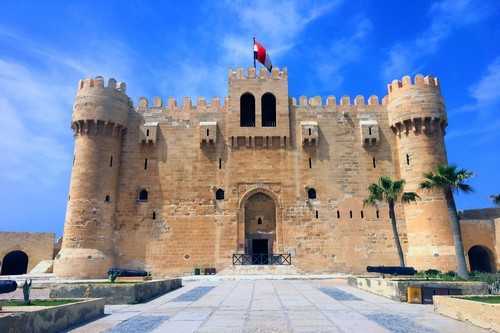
[253,39,272,72]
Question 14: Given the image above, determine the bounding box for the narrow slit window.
[219,158,222,169]
[109,156,113,167]
[315,210,319,219]
[349,210,353,219]
[308,128,312,136]
[406,154,410,165]
[144,158,148,170]
[146,129,150,137]
[206,128,210,137]
[376,210,380,219]
[308,158,312,169]
[368,127,372,135]
[361,210,364,219]
[337,210,340,219]
[372,157,376,169]
[152,211,156,220]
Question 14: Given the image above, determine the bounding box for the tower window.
[349,210,353,219]
[144,158,148,170]
[152,211,156,220]
[308,158,312,169]
[215,188,224,200]
[406,154,410,165]
[337,210,340,219]
[109,156,113,167]
[258,217,263,225]
[308,128,312,136]
[315,210,319,219]
[105,195,111,202]
[138,189,148,202]
[372,157,376,168]
[376,210,380,219]
[307,188,317,200]
[240,92,255,127]
[206,128,210,136]
[261,92,277,127]
[368,127,372,135]
[219,158,222,169]
[146,129,150,137]
[360,210,364,219]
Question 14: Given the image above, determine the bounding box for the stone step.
[218,265,302,276]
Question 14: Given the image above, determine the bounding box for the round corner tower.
[387,74,457,271]
[53,76,131,278]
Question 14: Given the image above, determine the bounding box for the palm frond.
[401,192,420,203]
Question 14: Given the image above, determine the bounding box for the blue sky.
[0,0,499,236]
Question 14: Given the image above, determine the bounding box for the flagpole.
[253,37,256,68]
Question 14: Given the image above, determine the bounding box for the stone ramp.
[29,260,54,274]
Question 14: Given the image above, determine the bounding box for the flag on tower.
[253,38,272,72]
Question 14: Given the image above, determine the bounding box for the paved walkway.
[68,279,487,333]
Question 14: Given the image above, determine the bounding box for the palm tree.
[490,194,500,207]
[364,176,420,267]
[420,164,473,279]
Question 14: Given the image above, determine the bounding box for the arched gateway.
[1,250,29,275]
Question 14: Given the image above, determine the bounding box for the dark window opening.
[105,195,110,202]
[308,128,312,136]
[144,158,148,170]
[138,189,148,202]
[315,210,319,219]
[337,210,340,219]
[261,92,277,127]
[240,93,255,127]
[349,210,353,218]
[219,158,222,169]
[365,138,370,144]
[406,154,410,165]
[308,158,312,169]
[109,156,113,167]
[376,210,380,219]
[307,188,317,200]
[152,211,156,220]
[206,128,210,136]
[146,129,150,137]
[372,157,376,168]
[258,217,263,225]
[215,188,224,200]
[368,127,372,135]
[361,210,364,219]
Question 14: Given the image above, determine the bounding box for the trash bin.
[407,286,422,304]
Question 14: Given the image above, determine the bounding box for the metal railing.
[232,253,292,265]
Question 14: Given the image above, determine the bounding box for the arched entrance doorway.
[244,192,276,263]
[1,250,29,275]
[468,245,495,273]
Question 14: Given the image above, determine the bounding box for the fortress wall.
[0,232,54,273]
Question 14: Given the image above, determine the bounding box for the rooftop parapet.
[291,94,383,109]
[387,74,440,97]
[228,67,288,81]
[73,76,131,130]
[136,96,226,113]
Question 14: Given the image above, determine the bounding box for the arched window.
[240,93,255,127]
[138,189,148,202]
[261,92,276,127]
[1,250,28,275]
[215,188,224,200]
[105,195,111,203]
[307,188,317,200]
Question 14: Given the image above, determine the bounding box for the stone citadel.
[52,67,499,278]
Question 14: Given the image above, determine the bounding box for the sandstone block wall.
[0,232,54,273]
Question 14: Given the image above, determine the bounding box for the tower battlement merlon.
[72,76,131,135]
[291,94,382,109]
[386,74,446,133]
[136,95,227,113]
[228,67,288,81]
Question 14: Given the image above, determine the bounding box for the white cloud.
[470,57,500,105]
[382,0,489,81]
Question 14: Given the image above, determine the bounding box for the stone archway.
[238,188,282,256]
[244,192,276,257]
[468,245,495,273]
[1,250,29,275]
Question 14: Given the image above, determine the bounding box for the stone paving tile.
[151,319,203,333]
[319,287,363,301]
[170,307,214,321]
[106,314,169,333]
[171,286,216,302]
[322,310,389,333]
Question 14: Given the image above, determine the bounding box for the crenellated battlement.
[137,96,227,113]
[387,74,440,96]
[291,94,385,109]
[228,67,288,81]
[77,76,127,94]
